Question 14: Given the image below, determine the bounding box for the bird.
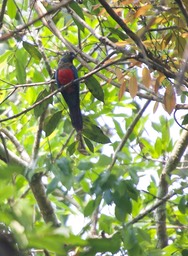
[55,51,83,132]
[55,51,88,155]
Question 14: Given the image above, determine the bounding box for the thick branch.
[0,0,7,29]
[175,0,188,26]
[98,0,188,88]
[163,129,188,175]
[98,0,147,56]
[29,174,61,227]
[156,173,168,248]
[155,127,188,248]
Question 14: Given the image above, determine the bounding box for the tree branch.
[126,190,176,226]
[98,0,147,56]
[29,173,61,227]
[0,0,7,29]
[108,99,151,171]
[0,86,58,123]
[156,173,168,248]
[0,136,60,227]
[155,127,188,248]
[175,0,188,26]
[0,143,28,168]
[0,128,30,163]
[0,0,72,41]
[98,0,188,88]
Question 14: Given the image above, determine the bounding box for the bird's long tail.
[68,105,83,132]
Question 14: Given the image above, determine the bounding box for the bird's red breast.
[57,68,75,93]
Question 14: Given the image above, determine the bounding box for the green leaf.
[34,89,52,118]
[56,157,72,175]
[113,191,132,218]
[124,180,139,201]
[23,41,42,61]
[67,141,77,155]
[122,226,137,250]
[82,117,111,144]
[46,177,59,194]
[69,1,85,21]
[115,206,126,222]
[104,189,113,205]
[7,0,17,18]
[0,163,24,178]
[154,137,162,157]
[178,196,186,214]
[182,249,188,256]
[53,158,73,189]
[84,200,95,217]
[0,183,14,203]
[73,17,85,32]
[97,154,111,166]
[91,172,116,196]
[85,76,104,102]
[88,232,121,254]
[163,244,178,255]
[15,52,26,84]
[78,160,93,170]
[44,111,62,137]
[28,230,67,255]
[182,113,188,125]
[108,27,127,40]
[84,0,101,15]
[83,136,94,152]
[69,2,85,32]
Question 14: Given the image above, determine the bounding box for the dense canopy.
[0,0,188,255]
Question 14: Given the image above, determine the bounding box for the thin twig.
[174,109,188,131]
[0,57,156,124]
[108,100,151,171]
[126,190,176,226]
[0,86,58,123]
[55,129,75,160]
[0,0,72,41]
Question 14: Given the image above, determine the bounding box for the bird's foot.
[76,131,90,156]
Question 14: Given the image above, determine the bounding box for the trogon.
[55,51,83,132]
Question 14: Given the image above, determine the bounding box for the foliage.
[0,0,188,255]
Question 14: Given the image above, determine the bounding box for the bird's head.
[60,51,76,64]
